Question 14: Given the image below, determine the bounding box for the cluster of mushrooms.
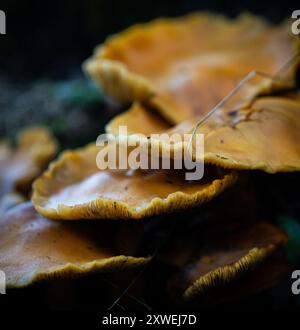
[0,13,300,307]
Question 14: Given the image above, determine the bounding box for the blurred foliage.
[52,80,104,106]
[0,77,113,150]
[278,215,300,263]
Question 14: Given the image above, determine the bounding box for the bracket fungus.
[161,220,287,303]
[0,127,58,197]
[0,192,25,216]
[1,11,298,307]
[32,144,237,220]
[84,13,299,124]
[0,127,57,213]
[109,94,300,173]
[106,102,170,135]
[0,202,150,288]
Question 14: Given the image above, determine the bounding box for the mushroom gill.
[32,144,237,220]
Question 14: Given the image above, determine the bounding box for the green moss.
[278,215,300,262]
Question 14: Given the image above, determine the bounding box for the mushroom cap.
[201,95,300,172]
[161,220,287,302]
[84,13,299,124]
[109,94,300,173]
[106,102,170,135]
[0,192,25,215]
[0,127,58,197]
[32,144,237,220]
[0,202,150,288]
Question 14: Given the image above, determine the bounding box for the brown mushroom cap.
[172,251,289,305]
[0,202,150,288]
[0,192,25,215]
[200,95,300,172]
[0,127,58,197]
[161,220,287,302]
[84,13,299,124]
[110,94,300,173]
[106,102,170,135]
[32,144,237,220]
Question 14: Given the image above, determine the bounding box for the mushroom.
[84,13,299,124]
[0,127,58,213]
[108,93,300,173]
[159,218,287,303]
[1,12,297,307]
[0,202,150,288]
[106,102,170,136]
[169,249,289,305]
[32,144,237,220]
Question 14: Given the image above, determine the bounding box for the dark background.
[0,0,299,147]
[0,0,300,312]
[0,0,298,80]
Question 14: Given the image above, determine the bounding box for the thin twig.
[107,255,155,311]
[116,302,126,311]
[108,219,178,311]
[103,277,152,311]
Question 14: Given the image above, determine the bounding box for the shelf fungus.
[106,102,170,135]
[84,13,299,124]
[161,220,287,303]
[32,144,237,220]
[0,202,150,288]
[0,127,57,213]
[113,94,300,173]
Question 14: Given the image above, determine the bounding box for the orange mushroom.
[0,127,58,213]
[32,144,237,220]
[0,202,150,288]
[160,219,287,302]
[84,13,299,124]
[108,93,300,173]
